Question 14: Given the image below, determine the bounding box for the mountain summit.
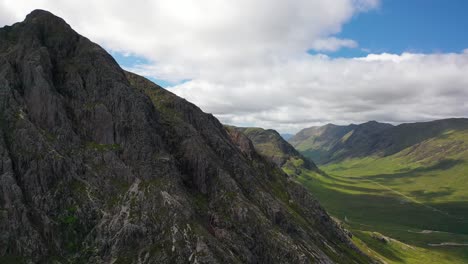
[0,10,372,263]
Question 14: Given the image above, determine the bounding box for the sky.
[1,0,468,133]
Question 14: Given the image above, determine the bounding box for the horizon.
[1,1,468,133]
[227,117,468,134]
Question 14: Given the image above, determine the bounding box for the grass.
[238,127,291,159]
[352,231,463,264]
[322,130,468,204]
[296,169,468,263]
[291,130,468,263]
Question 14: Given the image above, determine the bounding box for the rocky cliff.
[0,10,372,263]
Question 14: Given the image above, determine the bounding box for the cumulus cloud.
[170,52,468,132]
[311,37,358,52]
[0,0,375,79]
[1,0,466,133]
[0,2,16,26]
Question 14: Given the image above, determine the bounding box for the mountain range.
[290,118,468,164]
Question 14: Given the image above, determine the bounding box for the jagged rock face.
[225,128,259,160]
[0,10,372,263]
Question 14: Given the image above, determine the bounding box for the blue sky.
[316,0,468,57]
[110,52,177,87]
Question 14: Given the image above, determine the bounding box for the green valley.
[233,121,468,263]
[289,120,468,263]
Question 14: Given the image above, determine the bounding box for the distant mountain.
[290,121,393,164]
[226,126,317,173]
[280,133,294,140]
[290,119,468,164]
[0,10,371,263]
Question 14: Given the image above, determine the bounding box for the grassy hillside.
[323,129,468,203]
[299,129,468,263]
[289,123,358,164]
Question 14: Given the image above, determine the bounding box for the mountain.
[226,126,317,172]
[0,10,372,263]
[290,121,393,164]
[290,119,468,164]
[289,124,355,164]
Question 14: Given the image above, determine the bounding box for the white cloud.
[0,0,375,81]
[311,37,358,52]
[170,52,468,132]
[2,0,467,133]
[0,1,16,26]
[358,52,417,62]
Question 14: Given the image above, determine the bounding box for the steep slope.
[226,126,317,171]
[0,10,372,263]
[289,124,357,164]
[280,133,294,140]
[372,118,468,156]
[291,119,468,164]
[289,124,356,149]
[290,121,393,164]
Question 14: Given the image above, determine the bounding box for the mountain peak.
[26,9,55,18]
[19,9,77,41]
[358,120,393,129]
[364,120,379,124]
[1,9,80,55]
[24,9,68,27]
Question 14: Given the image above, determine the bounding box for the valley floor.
[292,129,468,263]
[293,147,468,263]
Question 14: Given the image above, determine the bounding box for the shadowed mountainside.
[290,119,468,164]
